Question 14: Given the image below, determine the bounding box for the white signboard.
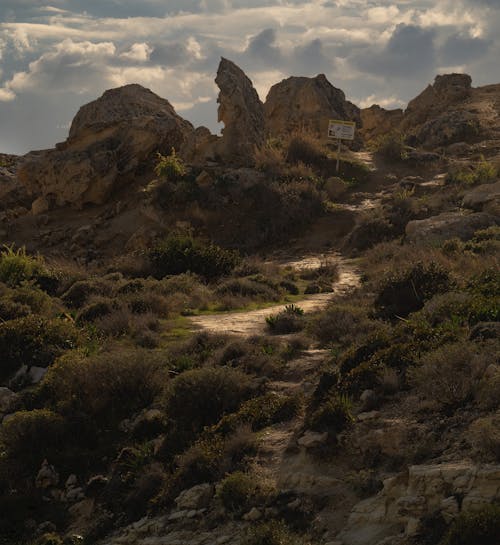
[328,119,356,141]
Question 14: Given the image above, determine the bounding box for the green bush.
[149,233,240,281]
[61,279,109,308]
[266,304,305,334]
[373,132,408,161]
[374,261,454,319]
[308,394,353,434]
[0,316,79,381]
[285,135,327,171]
[154,149,186,182]
[216,471,258,512]
[0,409,65,479]
[42,350,167,430]
[440,504,500,545]
[165,367,252,437]
[242,520,305,545]
[0,246,58,293]
[409,343,488,409]
[76,298,117,324]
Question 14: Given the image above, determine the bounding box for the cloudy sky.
[0,0,499,154]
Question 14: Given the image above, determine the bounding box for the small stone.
[175,483,213,510]
[243,507,262,521]
[31,196,50,216]
[358,411,380,422]
[168,510,188,521]
[35,460,59,489]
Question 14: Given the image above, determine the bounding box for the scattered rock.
[175,483,214,511]
[215,57,265,166]
[470,322,500,341]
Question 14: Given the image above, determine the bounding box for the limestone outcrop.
[463,180,500,215]
[264,74,361,139]
[215,57,265,166]
[18,84,194,208]
[406,211,498,243]
[339,463,500,545]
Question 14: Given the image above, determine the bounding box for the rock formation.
[264,74,361,139]
[360,104,404,142]
[215,57,265,166]
[18,84,194,208]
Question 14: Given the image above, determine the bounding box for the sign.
[328,119,356,141]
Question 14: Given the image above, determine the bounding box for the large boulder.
[215,58,265,166]
[406,211,498,244]
[265,74,361,139]
[18,84,194,208]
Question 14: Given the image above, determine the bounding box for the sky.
[0,0,499,155]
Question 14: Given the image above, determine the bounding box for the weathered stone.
[175,483,213,510]
[18,84,194,208]
[297,430,329,448]
[406,211,498,244]
[265,73,361,140]
[215,58,265,166]
[360,105,403,142]
[35,460,59,489]
[440,496,460,523]
[243,507,262,521]
[470,322,500,341]
[31,196,50,216]
[0,387,19,414]
[463,180,500,212]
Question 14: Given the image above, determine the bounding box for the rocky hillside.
[0,60,499,545]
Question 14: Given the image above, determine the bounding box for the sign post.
[327,120,356,173]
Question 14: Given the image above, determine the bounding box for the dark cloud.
[353,24,436,78]
[246,28,283,67]
[439,33,492,64]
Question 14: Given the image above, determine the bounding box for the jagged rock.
[175,483,214,510]
[406,211,498,243]
[215,58,265,165]
[265,74,361,139]
[181,126,219,165]
[404,74,472,127]
[462,180,500,212]
[35,460,59,489]
[18,84,194,208]
[360,105,403,142]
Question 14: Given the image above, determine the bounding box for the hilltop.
[0,59,499,545]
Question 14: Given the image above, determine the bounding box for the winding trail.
[189,252,361,336]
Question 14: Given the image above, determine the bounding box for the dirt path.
[189,253,360,336]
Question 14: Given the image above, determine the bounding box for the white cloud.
[120,42,153,62]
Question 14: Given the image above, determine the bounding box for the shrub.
[61,279,109,308]
[307,394,354,435]
[42,350,167,430]
[446,157,497,186]
[76,298,117,324]
[409,343,489,409]
[469,415,500,461]
[345,215,397,253]
[285,134,327,171]
[213,392,302,436]
[216,277,281,301]
[373,132,407,161]
[0,316,79,382]
[440,504,500,545]
[165,367,253,437]
[154,149,186,182]
[149,233,240,281]
[242,520,305,545]
[374,261,454,319]
[217,471,259,512]
[0,245,48,288]
[266,304,305,334]
[0,409,65,479]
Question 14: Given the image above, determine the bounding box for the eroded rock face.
[215,58,265,166]
[265,74,361,139]
[18,84,194,208]
[339,463,500,545]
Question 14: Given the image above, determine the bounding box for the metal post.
[336,139,341,173]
